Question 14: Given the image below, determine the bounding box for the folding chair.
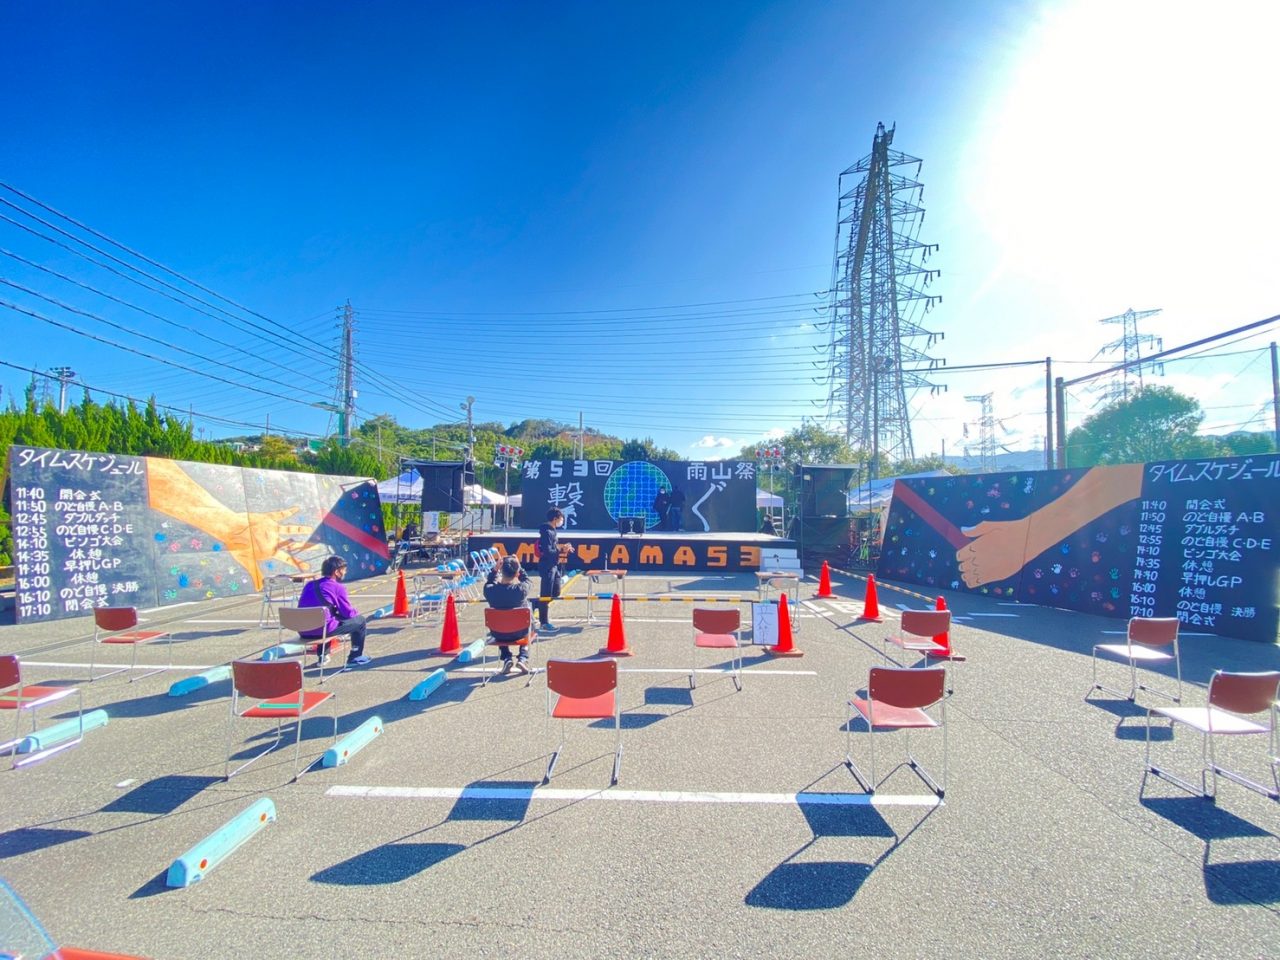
[0,655,85,769]
[89,607,171,682]
[225,659,337,782]
[691,607,742,692]
[278,607,346,684]
[544,658,622,785]
[1145,670,1280,801]
[846,666,948,798]
[410,572,447,624]
[1091,616,1182,703]
[258,573,298,627]
[482,607,538,687]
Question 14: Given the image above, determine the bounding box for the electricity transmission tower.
[826,122,944,479]
[964,393,995,472]
[1095,307,1162,402]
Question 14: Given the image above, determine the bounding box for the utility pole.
[578,412,584,459]
[49,366,75,413]
[339,301,356,445]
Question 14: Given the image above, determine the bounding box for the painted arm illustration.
[145,457,313,590]
[956,463,1143,587]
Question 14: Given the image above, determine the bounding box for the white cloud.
[691,435,737,449]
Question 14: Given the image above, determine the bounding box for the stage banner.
[877,455,1280,642]
[8,445,389,623]
[517,458,758,532]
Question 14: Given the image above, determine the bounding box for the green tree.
[1066,386,1210,466]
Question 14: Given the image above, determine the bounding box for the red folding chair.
[89,607,171,682]
[691,607,742,692]
[1091,616,1182,704]
[482,607,538,687]
[1145,670,1280,801]
[847,666,948,798]
[226,659,337,782]
[0,654,85,769]
[544,658,621,785]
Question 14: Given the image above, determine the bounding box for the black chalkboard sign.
[9,447,158,621]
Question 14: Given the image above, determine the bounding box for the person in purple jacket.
[297,555,371,667]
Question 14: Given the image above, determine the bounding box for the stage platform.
[468,529,799,574]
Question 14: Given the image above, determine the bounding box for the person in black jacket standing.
[535,507,568,631]
[483,556,532,674]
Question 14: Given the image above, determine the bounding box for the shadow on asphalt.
[311,842,467,886]
[100,775,222,815]
[0,826,93,859]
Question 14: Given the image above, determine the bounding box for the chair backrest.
[0,654,20,690]
[692,608,740,634]
[93,606,139,631]
[232,659,303,700]
[899,610,950,639]
[1208,670,1280,716]
[1128,617,1179,648]
[868,666,946,709]
[279,606,327,633]
[485,607,532,635]
[264,573,295,597]
[546,658,618,699]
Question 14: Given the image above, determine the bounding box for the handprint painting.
[148,458,389,603]
[879,465,1143,617]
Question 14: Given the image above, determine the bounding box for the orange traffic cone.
[438,593,461,656]
[391,569,410,618]
[858,575,883,622]
[768,593,804,657]
[931,595,953,658]
[598,593,634,657]
[815,560,833,599]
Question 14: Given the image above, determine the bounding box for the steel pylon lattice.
[825,123,943,478]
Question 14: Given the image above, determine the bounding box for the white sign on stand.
[751,601,778,647]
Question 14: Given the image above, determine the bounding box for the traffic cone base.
[598,593,634,657]
[437,593,462,656]
[391,569,410,618]
[858,574,883,622]
[815,560,833,599]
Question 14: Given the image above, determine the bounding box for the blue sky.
[3,1,1278,461]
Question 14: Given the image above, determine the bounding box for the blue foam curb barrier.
[168,665,232,697]
[166,797,276,888]
[456,638,485,664]
[261,642,307,661]
[408,668,446,701]
[322,716,383,767]
[17,710,108,753]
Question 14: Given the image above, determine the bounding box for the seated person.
[483,556,532,675]
[400,520,420,541]
[297,555,371,667]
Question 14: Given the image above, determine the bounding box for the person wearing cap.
[483,555,533,674]
[297,555,371,668]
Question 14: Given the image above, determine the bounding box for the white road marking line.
[22,661,221,671]
[185,619,264,624]
[450,666,818,677]
[327,784,940,807]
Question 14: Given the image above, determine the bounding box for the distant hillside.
[943,449,1050,474]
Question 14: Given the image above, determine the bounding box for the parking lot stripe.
[327,784,940,807]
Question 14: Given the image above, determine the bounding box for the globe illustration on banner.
[603,461,671,528]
